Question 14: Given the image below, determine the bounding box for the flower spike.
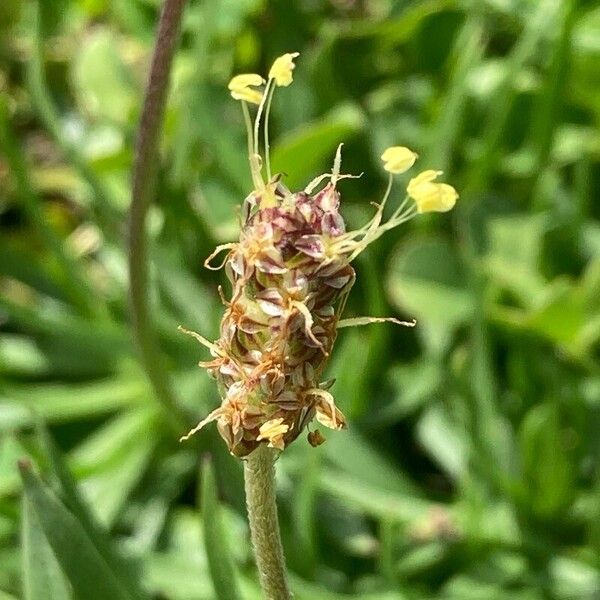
[181,60,457,456]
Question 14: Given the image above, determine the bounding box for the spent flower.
[181,53,458,456]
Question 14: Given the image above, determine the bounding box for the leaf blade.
[200,457,242,600]
[19,461,135,600]
[21,496,71,600]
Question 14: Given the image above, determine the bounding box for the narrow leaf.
[200,457,242,600]
[21,497,70,600]
[36,421,146,599]
[19,460,134,600]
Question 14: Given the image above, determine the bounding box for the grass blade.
[21,497,70,600]
[19,460,136,600]
[200,457,242,600]
[465,0,562,192]
[36,421,147,598]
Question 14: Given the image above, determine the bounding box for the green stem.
[244,445,291,600]
[129,0,189,434]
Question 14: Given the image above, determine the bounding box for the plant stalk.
[129,0,189,434]
[244,445,291,600]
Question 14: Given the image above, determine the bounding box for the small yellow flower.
[268,52,300,87]
[228,73,265,105]
[257,418,289,449]
[406,169,442,196]
[407,170,458,213]
[381,146,418,174]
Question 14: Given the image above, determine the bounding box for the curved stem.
[244,445,291,600]
[129,0,189,434]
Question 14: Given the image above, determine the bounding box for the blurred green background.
[1,0,600,598]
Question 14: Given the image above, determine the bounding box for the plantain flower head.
[268,52,300,87]
[180,54,458,456]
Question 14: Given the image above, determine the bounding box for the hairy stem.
[244,445,291,600]
[129,0,189,433]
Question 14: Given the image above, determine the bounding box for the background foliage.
[1,0,600,598]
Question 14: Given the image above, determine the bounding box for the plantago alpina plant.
[180,53,458,599]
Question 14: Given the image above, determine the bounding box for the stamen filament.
[241,100,264,190]
[263,81,276,181]
[254,78,272,161]
[177,326,219,352]
[337,316,416,328]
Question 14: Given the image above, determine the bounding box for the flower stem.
[244,445,291,600]
[129,0,189,434]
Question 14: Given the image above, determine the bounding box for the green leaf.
[0,335,51,379]
[374,359,443,423]
[465,0,563,191]
[70,408,159,526]
[290,446,319,577]
[519,404,574,518]
[36,421,147,599]
[19,461,135,600]
[416,404,467,479]
[71,27,137,123]
[386,237,475,353]
[326,329,371,420]
[319,469,433,523]
[484,214,548,306]
[442,574,544,600]
[323,428,419,496]
[200,457,242,600]
[525,280,586,346]
[0,376,147,430]
[37,0,68,36]
[21,497,70,600]
[395,541,448,579]
[143,552,216,600]
[549,556,600,600]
